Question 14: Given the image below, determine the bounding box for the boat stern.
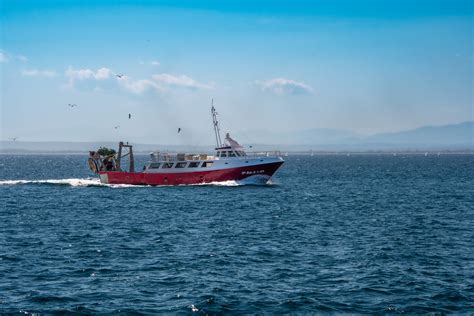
[99,172,109,184]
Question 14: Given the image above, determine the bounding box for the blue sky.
[0,0,472,144]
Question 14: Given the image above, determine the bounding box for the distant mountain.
[1,122,472,152]
[364,121,473,147]
[288,128,361,145]
[238,128,360,145]
[0,141,214,153]
[242,122,473,149]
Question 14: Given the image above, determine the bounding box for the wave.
[205,180,241,186]
[0,178,139,188]
[0,178,270,187]
[195,177,274,187]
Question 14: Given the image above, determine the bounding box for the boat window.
[162,162,174,168]
[235,151,241,157]
[216,151,221,157]
[175,162,187,168]
[188,162,200,168]
[229,151,236,157]
[239,151,247,156]
[202,161,214,168]
[149,162,161,169]
[220,151,227,157]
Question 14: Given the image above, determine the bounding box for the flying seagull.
[10,137,19,141]
[116,74,124,78]
[68,103,78,107]
[114,125,120,129]
[177,128,181,134]
[128,113,131,119]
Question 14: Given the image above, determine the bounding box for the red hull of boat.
[100,161,284,185]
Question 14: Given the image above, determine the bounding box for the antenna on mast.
[211,99,222,148]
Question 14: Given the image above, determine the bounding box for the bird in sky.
[128,113,131,119]
[10,137,18,141]
[116,74,124,78]
[177,128,181,133]
[68,103,78,107]
[114,125,120,129]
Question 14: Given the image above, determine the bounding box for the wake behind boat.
[88,105,284,185]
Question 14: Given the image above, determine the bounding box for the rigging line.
[219,115,257,147]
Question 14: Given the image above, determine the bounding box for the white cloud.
[16,55,28,62]
[0,52,8,63]
[95,67,112,79]
[65,66,113,86]
[118,73,211,94]
[150,60,160,66]
[0,50,28,63]
[62,65,211,94]
[65,66,112,81]
[119,77,162,94]
[152,73,212,90]
[21,69,57,77]
[256,78,313,95]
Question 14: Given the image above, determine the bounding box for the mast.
[211,99,222,148]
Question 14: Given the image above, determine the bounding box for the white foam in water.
[0,177,272,187]
[206,180,241,186]
[0,178,106,187]
[204,177,274,186]
[0,178,145,188]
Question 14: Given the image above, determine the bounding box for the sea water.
[1,154,473,313]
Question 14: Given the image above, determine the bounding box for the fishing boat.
[88,105,284,185]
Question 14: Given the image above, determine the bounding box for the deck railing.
[150,152,216,162]
[245,151,282,157]
[150,151,282,162]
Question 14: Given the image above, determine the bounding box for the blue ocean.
[1,154,473,314]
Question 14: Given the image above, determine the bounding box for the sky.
[0,0,472,145]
